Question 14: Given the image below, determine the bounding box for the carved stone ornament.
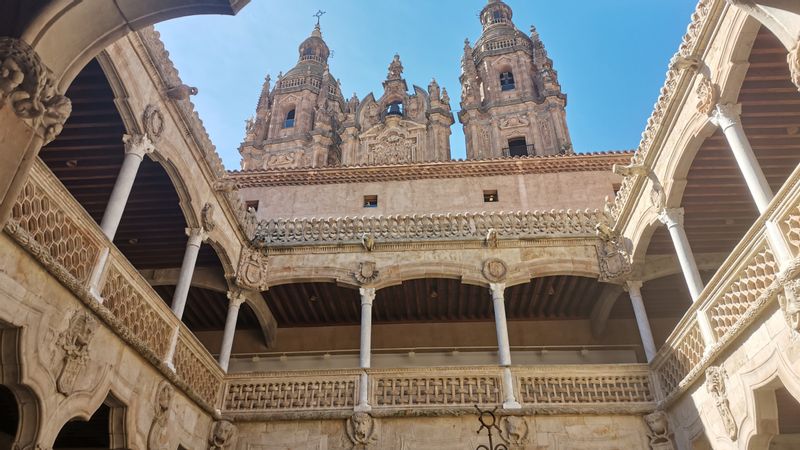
[361,233,376,252]
[235,247,269,291]
[779,278,800,333]
[499,115,529,129]
[143,105,165,140]
[706,366,738,441]
[209,420,237,450]
[644,411,675,450]
[498,416,530,448]
[148,381,174,450]
[485,228,499,248]
[354,261,380,285]
[346,412,378,449]
[201,202,217,232]
[483,258,508,283]
[790,40,800,92]
[0,37,72,144]
[56,311,98,396]
[695,75,719,116]
[595,225,632,282]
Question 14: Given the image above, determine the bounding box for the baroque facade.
[1,0,800,449]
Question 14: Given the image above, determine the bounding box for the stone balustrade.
[221,364,655,418]
[5,159,224,412]
[253,209,607,247]
[651,163,800,404]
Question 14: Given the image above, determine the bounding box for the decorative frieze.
[56,311,98,396]
[705,366,738,440]
[254,209,606,247]
[0,37,71,144]
[517,373,653,404]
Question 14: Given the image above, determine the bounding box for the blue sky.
[156,0,698,169]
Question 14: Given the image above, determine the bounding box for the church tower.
[239,23,346,170]
[459,0,572,160]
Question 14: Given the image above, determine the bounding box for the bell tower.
[459,0,572,160]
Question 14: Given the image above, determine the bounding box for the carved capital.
[227,289,247,308]
[695,75,719,116]
[235,247,269,292]
[709,103,742,130]
[0,37,72,144]
[359,287,376,306]
[185,227,210,245]
[789,40,800,92]
[489,283,506,302]
[123,133,156,159]
[657,208,684,228]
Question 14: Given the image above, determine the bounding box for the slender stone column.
[658,208,704,301]
[489,283,521,409]
[100,134,155,240]
[711,104,773,213]
[218,291,246,372]
[171,227,208,320]
[356,287,376,412]
[625,281,657,362]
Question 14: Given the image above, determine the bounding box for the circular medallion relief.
[482,258,508,283]
[143,105,165,139]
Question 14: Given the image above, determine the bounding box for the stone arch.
[726,1,800,50]
[0,323,41,450]
[51,392,128,450]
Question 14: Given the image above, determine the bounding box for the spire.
[530,25,563,96]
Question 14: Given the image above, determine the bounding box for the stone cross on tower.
[313,10,326,27]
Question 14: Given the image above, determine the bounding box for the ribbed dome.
[297,24,330,64]
[479,0,514,31]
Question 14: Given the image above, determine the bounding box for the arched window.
[284,109,296,128]
[386,101,404,117]
[508,137,529,157]
[500,71,515,91]
[492,10,504,24]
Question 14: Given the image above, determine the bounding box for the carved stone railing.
[651,162,800,404]
[253,209,607,247]
[5,159,224,412]
[221,365,654,419]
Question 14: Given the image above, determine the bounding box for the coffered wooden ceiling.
[647,27,800,256]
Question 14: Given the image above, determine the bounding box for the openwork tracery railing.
[253,209,607,247]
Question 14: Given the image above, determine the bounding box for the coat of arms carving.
[483,258,508,283]
[56,311,98,396]
[354,261,379,285]
[236,248,269,291]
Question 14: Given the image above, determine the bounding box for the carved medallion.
[148,381,173,450]
[779,279,800,333]
[209,420,237,450]
[695,75,718,116]
[644,411,675,450]
[354,261,380,285]
[499,416,530,448]
[143,105,165,140]
[56,311,98,396]
[706,366,737,440]
[236,248,269,291]
[346,412,378,449]
[482,258,508,283]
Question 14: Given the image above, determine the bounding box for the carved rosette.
[482,258,508,283]
[695,75,718,116]
[779,278,800,333]
[346,412,378,449]
[498,416,530,448]
[56,311,98,396]
[789,40,800,92]
[209,420,237,450]
[644,411,675,450]
[235,248,269,292]
[354,261,380,285]
[148,381,174,450]
[0,37,71,144]
[705,366,738,440]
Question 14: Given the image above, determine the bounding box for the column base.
[503,400,522,410]
[354,403,372,413]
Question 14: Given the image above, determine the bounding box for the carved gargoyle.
[644,411,675,450]
[346,412,378,449]
[209,420,237,450]
[166,84,198,100]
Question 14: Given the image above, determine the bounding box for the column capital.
[624,280,643,294]
[360,287,376,305]
[227,290,247,308]
[123,133,156,159]
[185,227,210,245]
[657,207,684,228]
[489,283,506,301]
[709,103,742,130]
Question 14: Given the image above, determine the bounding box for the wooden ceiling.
[647,27,800,256]
[38,58,219,269]
[153,285,260,332]
[266,276,606,328]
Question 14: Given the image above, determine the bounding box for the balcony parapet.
[253,209,608,249]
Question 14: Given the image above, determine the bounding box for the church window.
[484,190,499,203]
[386,101,404,117]
[508,137,529,157]
[500,71,515,91]
[284,109,296,128]
[363,195,378,208]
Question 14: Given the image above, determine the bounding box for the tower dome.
[297,24,330,64]
[479,0,514,30]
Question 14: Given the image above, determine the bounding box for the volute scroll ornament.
[0,37,72,144]
[706,366,738,441]
[346,412,378,449]
[148,381,174,450]
[56,311,98,396]
[209,420,237,450]
[644,411,675,450]
[235,247,269,292]
[483,258,508,283]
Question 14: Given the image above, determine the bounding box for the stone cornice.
[229,151,631,187]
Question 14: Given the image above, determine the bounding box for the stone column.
[218,291,246,372]
[356,287,376,412]
[490,283,521,409]
[626,281,657,362]
[658,208,704,301]
[100,134,155,240]
[171,227,208,319]
[711,104,773,213]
